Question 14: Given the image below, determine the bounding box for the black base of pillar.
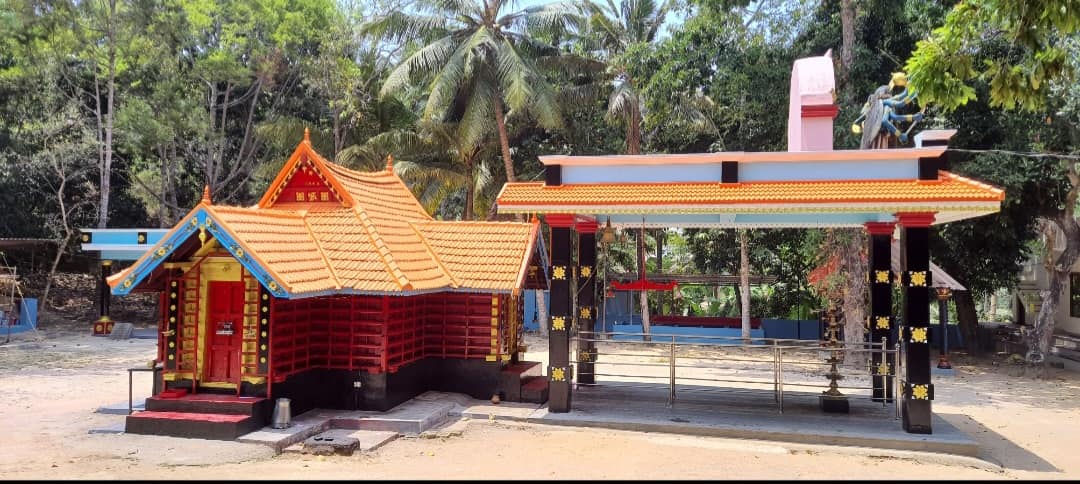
[820,395,850,413]
[549,380,571,412]
[577,362,595,385]
[902,399,933,434]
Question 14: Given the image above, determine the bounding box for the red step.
[146,394,270,416]
[498,361,543,402]
[126,410,263,440]
[520,376,549,404]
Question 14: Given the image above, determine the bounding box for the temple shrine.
[109,133,548,438]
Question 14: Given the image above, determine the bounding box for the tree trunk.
[988,292,998,321]
[1028,215,1080,365]
[98,0,118,229]
[839,0,856,105]
[739,229,751,341]
[42,232,71,310]
[537,290,548,338]
[493,96,516,183]
[464,158,475,220]
[655,229,665,316]
[840,229,868,366]
[954,290,981,356]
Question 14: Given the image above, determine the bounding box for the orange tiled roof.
[111,138,538,297]
[496,172,1004,211]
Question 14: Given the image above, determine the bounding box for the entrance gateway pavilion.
[494,53,1004,434]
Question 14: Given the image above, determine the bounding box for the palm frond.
[360,12,450,43]
[381,35,459,98]
[606,81,640,122]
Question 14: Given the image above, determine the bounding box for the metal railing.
[127,366,163,415]
[573,331,902,418]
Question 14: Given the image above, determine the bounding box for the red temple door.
[204,281,245,384]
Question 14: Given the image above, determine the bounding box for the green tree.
[906,0,1080,365]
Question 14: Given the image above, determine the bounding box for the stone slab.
[96,400,146,415]
[236,411,333,452]
[87,421,126,434]
[302,430,360,456]
[414,391,543,422]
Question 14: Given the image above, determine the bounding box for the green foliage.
[905,0,1080,112]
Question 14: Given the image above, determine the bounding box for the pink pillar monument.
[788,51,839,152]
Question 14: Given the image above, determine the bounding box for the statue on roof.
[851,72,925,149]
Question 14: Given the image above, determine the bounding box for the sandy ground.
[1,329,1079,480]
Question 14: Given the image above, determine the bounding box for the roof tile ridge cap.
[939,170,1006,196]
[408,221,460,289]
[353,206,413,291]
[203,205,294,294]
[300,213,344,290]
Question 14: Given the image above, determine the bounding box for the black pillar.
[866,222,895,402]
[899,213,935,434]
[577,227,598,385]
[547,216,574,412]
[98,260,113,319]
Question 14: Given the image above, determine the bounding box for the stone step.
[520,376,549,404]
[126,410,264,440]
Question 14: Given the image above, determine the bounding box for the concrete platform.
[531,384,979,457]
[237,397,453,452]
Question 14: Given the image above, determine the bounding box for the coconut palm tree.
[339,121,497,220]
[363,0,580,184]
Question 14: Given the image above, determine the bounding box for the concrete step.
[520,376,549,404]
[126,410,264,441]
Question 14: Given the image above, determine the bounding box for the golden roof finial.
[201,185,212,205]
[303,127,310,143]
[386,154,394,172]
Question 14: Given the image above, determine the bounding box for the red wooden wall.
[269,292,512,382]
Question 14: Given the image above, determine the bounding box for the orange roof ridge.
[300,214,344,290]
[511,217,542,296]
[408,222,460,289]
[353,207,413,290]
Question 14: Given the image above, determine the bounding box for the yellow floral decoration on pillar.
[580,266,592,278]
[909,271,927,287]
[912,384,929,400]
[579,307,592,319]
[910,327,928,343]
[552,266,566,280]
[551,367,566,382]
[551,316,566,331]
[875,316,890,330]
[875,270,890,283]
[877,362,890,376]
[579,350,591,362]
